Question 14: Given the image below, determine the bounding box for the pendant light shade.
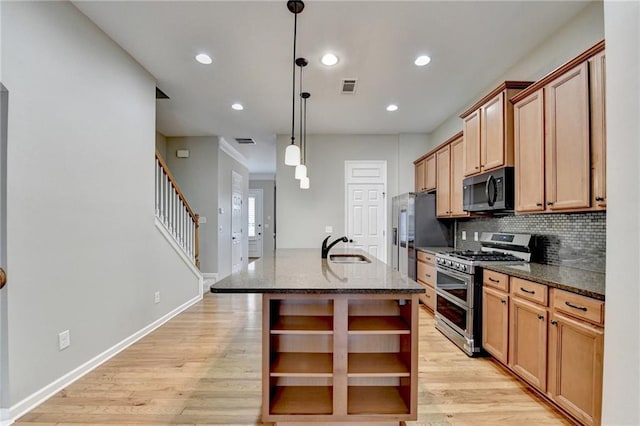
[294,163,307,179]
[285,144,300,166]
[300,176,310,189]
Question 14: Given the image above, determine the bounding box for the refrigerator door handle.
[392,227,398,245]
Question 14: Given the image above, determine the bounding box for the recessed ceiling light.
[195,53,212,65]
[321,53,339,66]
[231,103,244,111]
[386,104,398,112]
[414,55,431,67]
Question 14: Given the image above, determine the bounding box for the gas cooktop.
[446,250,524,262]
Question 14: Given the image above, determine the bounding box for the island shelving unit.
[211,249,423,425]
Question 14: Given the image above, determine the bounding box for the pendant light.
[295,58,308,180]
[284,1,304,166]
[300,91,310,189]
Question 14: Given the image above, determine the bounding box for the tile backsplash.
[456,212,606,273]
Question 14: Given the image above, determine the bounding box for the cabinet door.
[482,286,509,365]
[415,159,426,192]
[482,93,505,171]
[449,137,467,216]
[590,52,606,208]
[549,312,604,426]
[509,297,547,392]
[463,110,481,176]
[425,154,436,191]
[436,146,451,217]
[514,89,545,212]
[545,62,590,210]
[422,285,435,312]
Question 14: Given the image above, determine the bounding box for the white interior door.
[345,161,387,262]
[231,171,243,274]
[248,189,263,258]
[0,84,9,418]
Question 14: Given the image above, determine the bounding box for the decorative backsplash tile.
[455,212,606,273]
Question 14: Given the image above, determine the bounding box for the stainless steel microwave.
[463,167,514,213]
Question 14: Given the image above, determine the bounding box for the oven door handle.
[436,265,473,284]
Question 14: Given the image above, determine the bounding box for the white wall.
[249,180,276,257]
[165,136,219,274]
[276,134,400,256]
[602,1,640,423]
[398,133,431,193]
[429,1,604,147]
[217,149,249,280]
[2,1,200,409]
[155,132,167,159]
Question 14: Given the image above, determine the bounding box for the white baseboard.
[8,293,203,423]
[202,273,217,294]
[0,409,12,426]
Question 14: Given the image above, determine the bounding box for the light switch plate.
[176,149,189,158]
[325,226,333,233]
[199,216,207,224]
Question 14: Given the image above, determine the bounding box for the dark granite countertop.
[482,263,605,301]
[210,249,424,294]
[415,246,454,254]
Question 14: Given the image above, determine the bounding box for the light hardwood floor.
[16,293,571,425]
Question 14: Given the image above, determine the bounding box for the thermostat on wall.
[176,149,190,158]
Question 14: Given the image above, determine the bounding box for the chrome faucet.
[321,235,348,259]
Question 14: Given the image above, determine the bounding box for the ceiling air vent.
[235,138,256,145]
[341,78,358,94]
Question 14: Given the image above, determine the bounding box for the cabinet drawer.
[552,288,604,326]
[420,285,435,311]
[417,261,435,287]
[483,270,509,292]
[417,251,435,264]
[511,277,548,306]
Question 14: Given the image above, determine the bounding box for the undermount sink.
[329,253,371,264]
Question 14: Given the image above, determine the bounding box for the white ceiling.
[73,1,593,175]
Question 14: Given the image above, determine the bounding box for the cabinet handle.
[475,166,479,169]
[565,301,588,311]
[537,314,545,320]
[551,319,558,325]
[536,203,543,206]
[547,202,554,206]
[501,299,507,304]
[520,287,535,295]
[425,274,431,278]
[426,293,431,298]
[488,277,500,283]
[595,196,604,202]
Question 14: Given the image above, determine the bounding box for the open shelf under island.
[210,249,423,425]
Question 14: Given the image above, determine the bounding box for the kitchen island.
[210,249,423,425]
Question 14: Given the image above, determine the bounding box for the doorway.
[231,171,243,274]
[0,83,9,421]
[248,189,263,259]
[344,161,387,262]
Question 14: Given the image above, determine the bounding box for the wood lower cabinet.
[548,289,604,426]
[417,251,436,311]
[509,295,548,392]
[482,286,509,365]
[263,294,418,423]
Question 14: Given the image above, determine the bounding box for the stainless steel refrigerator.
[391,193,452,280]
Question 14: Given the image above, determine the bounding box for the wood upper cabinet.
[545,62,591,210]
[436,145,451,217]
[514,89,545,212]
[482,286,509,365]
[461,82,532,177]
[548,311,604,426]
[512,41,606,214]
[590,51,606,208]
[509,294,548,392]
[449,137,466,216]
[414,154,436,193]
[414,159,426,192]
[463,110,481,176]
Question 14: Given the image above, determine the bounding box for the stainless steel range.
[435,232,533,356]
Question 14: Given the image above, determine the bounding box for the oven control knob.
[446,260,452,267]
[461,265,467,272]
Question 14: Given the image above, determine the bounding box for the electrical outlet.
[474,232,479,241]
[154,291,160,304]
[58,330,70,351]
[325,226,333,233]
[461,231,467,240]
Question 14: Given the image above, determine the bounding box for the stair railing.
[155,150,199,268]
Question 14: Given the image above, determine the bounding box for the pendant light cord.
[290,12,297,144]
[303,95,307,164]
[299,65,304,162]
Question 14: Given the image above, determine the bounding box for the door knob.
[0,268,6,290]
